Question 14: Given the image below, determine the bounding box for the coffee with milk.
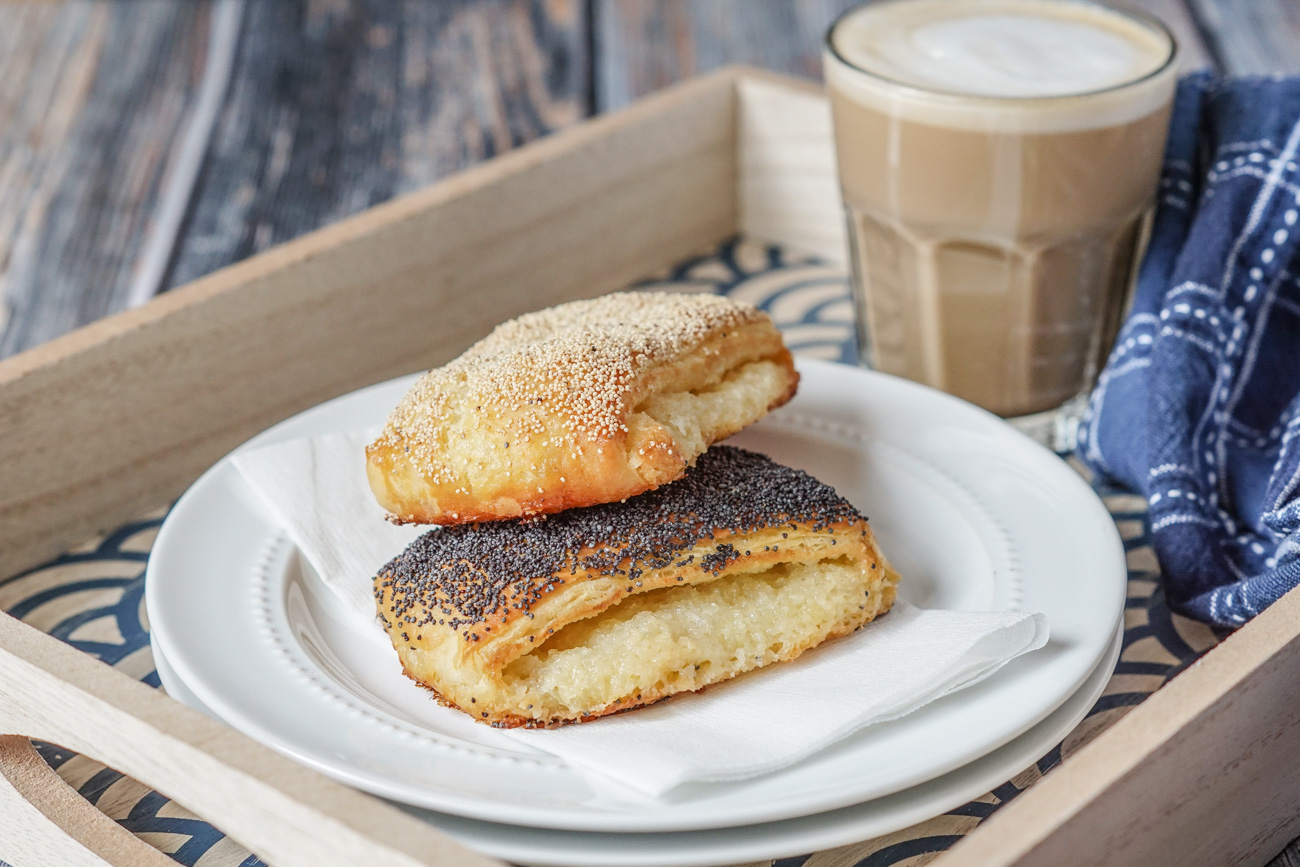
[825,0,1177,418]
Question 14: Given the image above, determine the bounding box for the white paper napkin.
[233,430,425,619]
[232,430,1050,796]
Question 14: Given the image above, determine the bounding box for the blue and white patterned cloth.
[1079,73,1300,628]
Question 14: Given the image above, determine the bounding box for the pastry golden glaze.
[375,447,900,728]
[365,292,798,524]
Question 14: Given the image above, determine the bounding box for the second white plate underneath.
[146,359,1126,833]
[154,628,1121,867]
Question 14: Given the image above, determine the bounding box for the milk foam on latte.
[825,0,1176,418]
[832,0,1168,99]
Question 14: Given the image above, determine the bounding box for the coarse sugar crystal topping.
[372,292,768,482]
[376,446,866,634]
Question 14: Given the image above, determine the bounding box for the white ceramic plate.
[146,359,1125,833]
[154,628,1121,867]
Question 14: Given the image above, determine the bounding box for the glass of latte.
[824,0,1177,442]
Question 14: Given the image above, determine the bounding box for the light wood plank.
[0,614,501,867]
[1132,0,1215,71]
[0,0,215,357]
[937,581,1300,867]
[0,69,739,581]
[594,0,861,111]
[0,0,591,361]
[1186,0,1300,74]
[0,736,173,867]
[165,0,589,288]
[735,70,844,264]
[593,0,1213,112]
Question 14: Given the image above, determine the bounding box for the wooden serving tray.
[2,67,1299,867]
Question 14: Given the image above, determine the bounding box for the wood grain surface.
[592,0,1214,111]
[1186,0,1300,75]
[0,1,213,357]
[0,0,588,357]
[0,613,503,867]
[3,1,1300,865]
[594,0,861,110]
[0,735,175,867]
[165,0,589,288]
[0,0,1292,360]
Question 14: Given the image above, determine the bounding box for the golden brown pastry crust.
[375,447,899,728]
[365,292,798,524]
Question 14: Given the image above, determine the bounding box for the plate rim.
[145,358,1126,832]
[152,626,1123,867]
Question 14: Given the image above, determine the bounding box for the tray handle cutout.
[0,735,173,867]
[0,613,503,867]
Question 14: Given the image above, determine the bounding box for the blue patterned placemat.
[0,237,1226,867]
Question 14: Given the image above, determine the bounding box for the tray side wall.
[0,614,501,867]
[940,581,1300,867]
[0,71,739,579]
[9,66,1300,867]
[736,72,846,265]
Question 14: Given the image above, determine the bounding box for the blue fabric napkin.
[1078,73,1300,628]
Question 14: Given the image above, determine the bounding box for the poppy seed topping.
[375,446,865,637]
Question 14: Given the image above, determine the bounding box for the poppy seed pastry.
[374,447,900,728]
[365,292,798,524]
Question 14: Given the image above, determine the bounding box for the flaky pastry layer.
[374,447,900,727]
[365,292,798,524]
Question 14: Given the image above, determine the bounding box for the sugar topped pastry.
[374,446,899,728]
[366,292,798,524]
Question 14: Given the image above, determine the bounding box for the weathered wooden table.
[5,0,1297,361]
[1,2,1298,866]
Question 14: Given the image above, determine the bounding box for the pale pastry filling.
[626,359,789,474]
[501,557,879,718]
